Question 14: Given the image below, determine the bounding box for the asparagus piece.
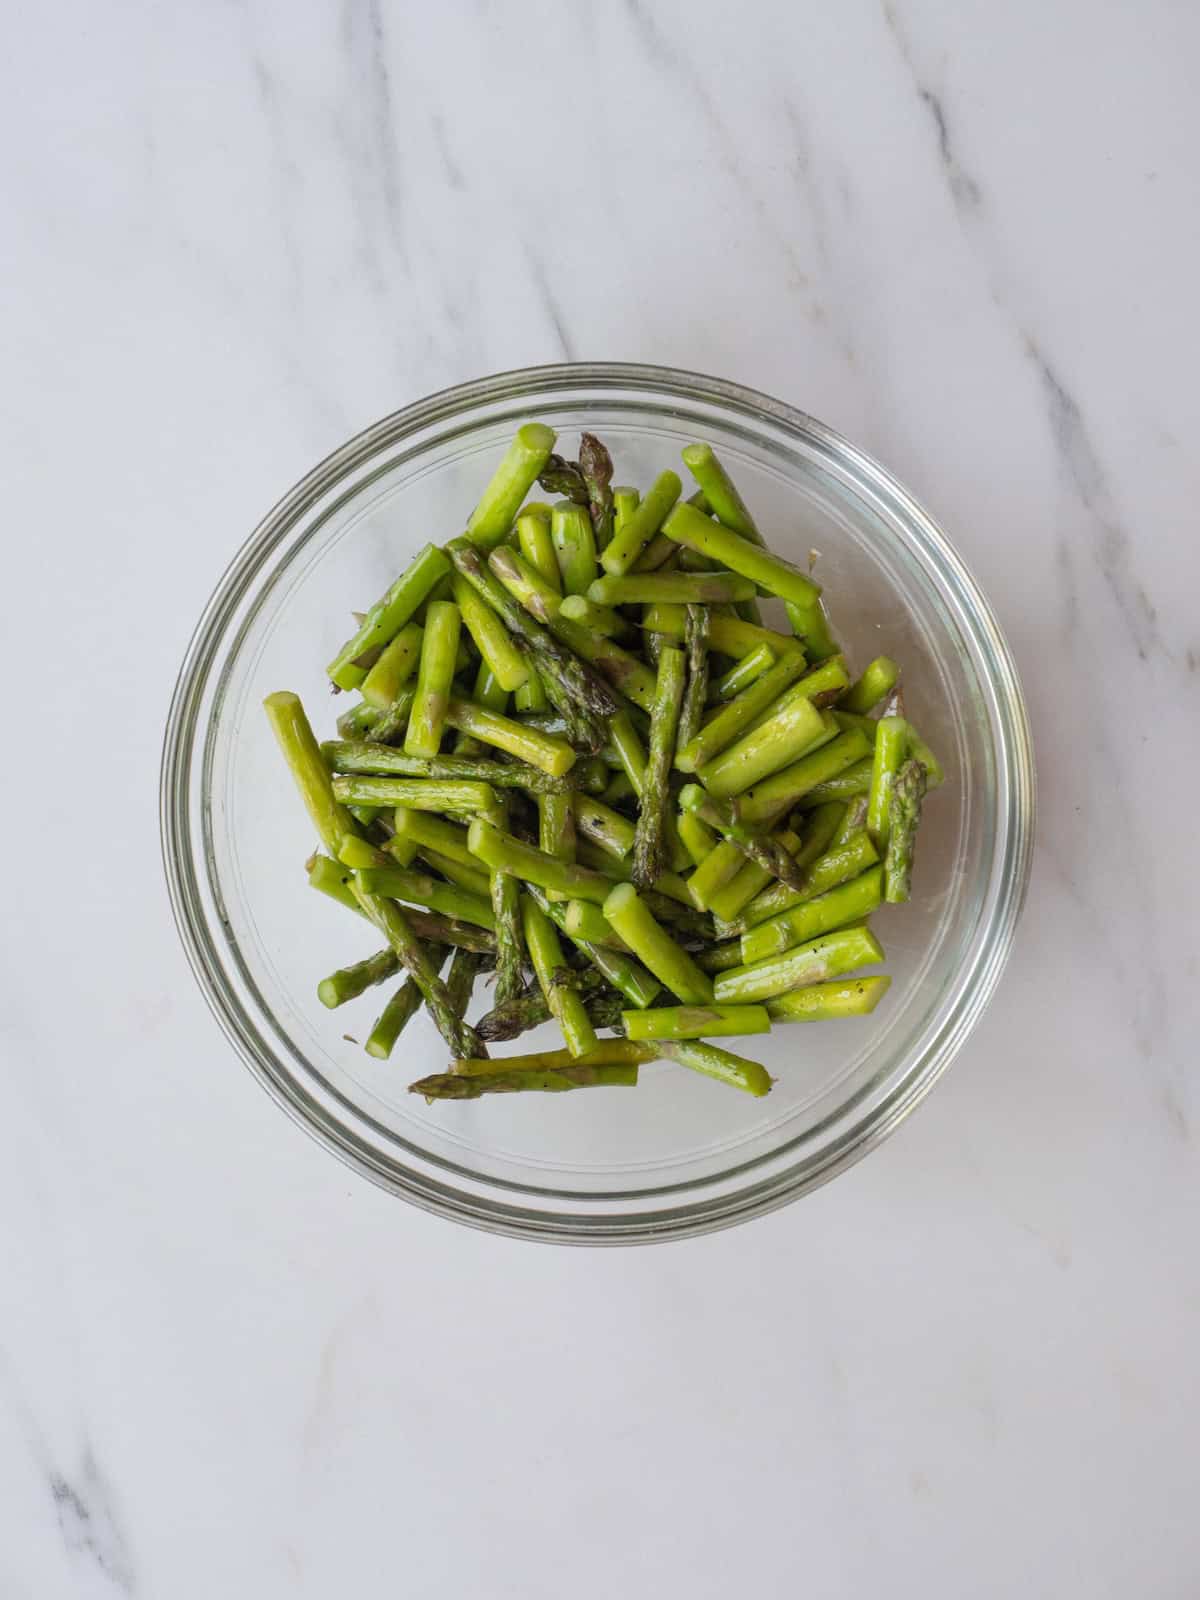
[369,686,417,745]
[321,742,576,792]
[829,796,868,849]
[522,897,598,1057]
[332,776,498,813]
[735,727,872,826]
[350,882,481,1057]
[622,1004,770,1041]
[588,573,756,606]
[468,818,614,903]
[605,710,647,796]
[451,1039,653,1075]
[388,809,477,868]
[360,621,424,709]
[633,645,686,889]
[516,504,560,590]
[318,947,400,1009]
[601,470,683,575]
[677,604,711,752]
[326,544,451,691]
[785,594,839,662]
[743,658,851,734]
[486,543,564,623]
[538,790,577,902]
[642,607,805,663]
[572,793,636,860]
[883,758,927,903]
[740,865,885,964]
[551,501,599,596]
[714,925,884,1004]
[906,726,945,789]
[661,501,821,607]
[336,699,381,740]
[794,756,874,808]
[679,443,764,544]
[840,655,900,715]
[417,849,492,901]
[443,698,576,777]
[264,692,359,853]
[631,531,680,572]
[513,667,549,713]
[537,452,588,501]
[404,600,460,757]
[465,422,557,551]
[675,651,810,772]
[412,1063,641,1098]
[612,485,639,533]
[866,716,910,850]
[684,839,745,910]
[451,573,529,692]
[447,538,617,739]
[365,978,424,1060]
[765,975,893,1023]
[490,871,525,1003]
[602,882,713,1004]
[579,431,615,551]
[658,1039,772,1097]
[677,808,718,868]
[710,642,775,703]
[353,865,495,928]
[526,885,662,1010]
[445,946,487,1027]
[558,593,628,637]
[697,694,828,799]
[573,756,611,795]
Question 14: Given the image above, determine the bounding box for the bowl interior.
[173,371,1028,1238]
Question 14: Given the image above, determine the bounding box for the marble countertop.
[4,1,1198,1593]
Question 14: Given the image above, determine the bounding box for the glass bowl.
[160,363,1034,1243]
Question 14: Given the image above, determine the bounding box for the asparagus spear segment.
[633,645,686,889]
[766,975,892,1022]
[321,742,575,792]
[883,758,927,903]
[735,727,872,826]
[710,642,775,703]
[411,1063,641,1098]
[468,818,614,904]
[336,699,382,740]
[713,925,885,1004]
[602,883,714,1004]
[476,973,622,1042]
[351,883,481,1057]
[490,871,525,1003]
[332,777,498,813]
[452,573,529,692]
[785,594,839,662]
[579,432,615,551]
[318,947,401,1009]
[679,443,764,544]
[697,694,828,799]
[360,621,424,708]
[677,604,710,752]
[588,573,756,606]
[793,756,874,807]
[621,1004,770,1041]
[405,600,461,757]
[658,1039,773,1098]
[352,866,495,929]
[443,698,577,777]
[551,501,599,596]
[516,505,560,590]
[676,651,810,772]
[365,978,425,1060]
[601,470,682,575]
[867,716,910,850]
[558,594,628,637]
[326,544,451,691]
[264,692,358,853]
[572,793,637,860]
[465,422,557,551]
[727,831,881,934]
[840,656,900,714]
[522,897,598,1058]
[527,886,662,1010]
[662,501,821,607]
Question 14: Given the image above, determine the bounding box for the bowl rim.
[160,360,1035,1244]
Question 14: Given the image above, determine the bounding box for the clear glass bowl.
[160,364,1034,1243]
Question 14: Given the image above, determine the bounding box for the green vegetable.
[465,423,557,551]
[884,758,927,903]
[602,882,713,1004]
[601,470,682,576]
[633,645,686,889]
[662,501,821,607]
[326,544,451,692]
[621,1004,770,1041]
[405,600,461,757]
[765,975,892,1023]
[713,925,885,1004]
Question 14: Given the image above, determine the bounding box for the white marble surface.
[3,0,1199,1593]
